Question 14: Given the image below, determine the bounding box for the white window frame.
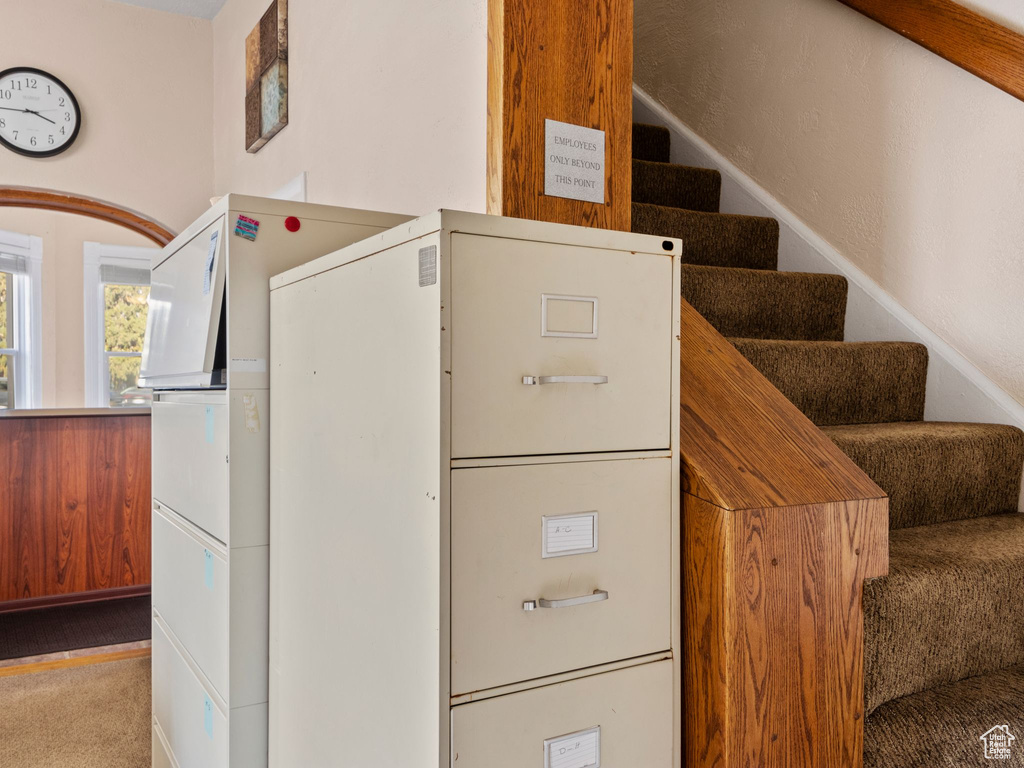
[0,228,43,410]
[83,241,157,408]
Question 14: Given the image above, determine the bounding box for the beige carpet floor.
[0,657,150,767]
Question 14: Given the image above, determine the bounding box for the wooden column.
[487,0,633,230]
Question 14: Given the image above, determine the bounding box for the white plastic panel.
[152,615,229,768]
[450,661,673,767]
[142,216,226,388]
[152,395,229,544]
[152,505,229,700]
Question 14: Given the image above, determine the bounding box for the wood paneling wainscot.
[0,411,151,608]
[680,300,888,768]
[487,0,633,230]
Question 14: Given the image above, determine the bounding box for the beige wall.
[211,0,487,216]
[635,0,1024,405]
[2,0,214,233]
[0,208,155,408]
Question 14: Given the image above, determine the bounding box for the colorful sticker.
[234,214,260,241]
[203,230,218,295]
[203,694,214,739]
[204,549,214,590]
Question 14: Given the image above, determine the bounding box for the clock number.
[59,126,66,135]
[48,135,54,145]
[58,97,65,107]
[27,78,37,89]
[0,90,10,100]
[12,130,18,140]
[47,85,52,95]
[0,118,4,128]
[29,136,36,147]
[10,80,21,91]
[65,112,71,122]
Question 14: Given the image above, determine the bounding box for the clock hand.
[24,109,55,125]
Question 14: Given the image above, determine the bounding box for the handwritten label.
[203,230,218,295]
[204,549,214,590]
[545,726,600,768]
[542,512,598,559]
[234,214,260,241]
[242,393,261,433]
[544,119,605,204]
[203,694,214,739]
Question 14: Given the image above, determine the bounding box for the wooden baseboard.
[0,647,151,678]
[0,585,150,615]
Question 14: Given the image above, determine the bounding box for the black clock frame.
[0,66,82,158]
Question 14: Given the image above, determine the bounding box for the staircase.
[632,122,1024,767]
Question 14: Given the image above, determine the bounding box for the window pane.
[104,284,150,353]
[108,356,151,407]
[0,271,9,350]
[0,354,8,409]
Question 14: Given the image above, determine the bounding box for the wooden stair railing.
[680,300,889,768]
[837,0,1024,102]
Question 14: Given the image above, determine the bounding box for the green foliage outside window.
[0,272,9,381]
[105,284,149,396]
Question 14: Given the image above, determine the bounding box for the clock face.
[0,67,81,158]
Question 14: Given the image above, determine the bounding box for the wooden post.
[487,0,633,230]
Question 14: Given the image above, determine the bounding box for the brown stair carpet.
[730,339,928,426]
[863,513,1024,713]
[632,160,721,213]
[631,120,1024,757]
[632,203,780,270]
[864,664,1024,768]
[632,122,671,163]
[683,264,848,341]
[823,422,1024,530]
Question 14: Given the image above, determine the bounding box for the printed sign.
[234,214,260,241]
[545,726,601,768]
[544,119,606,204]
[542,512,598,559]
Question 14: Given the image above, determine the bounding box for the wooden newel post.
[487,0,633,230]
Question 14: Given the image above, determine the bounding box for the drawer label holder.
[542,512,598,559]
[545,725,601,768]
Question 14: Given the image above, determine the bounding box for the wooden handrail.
[837,0,1024,102]
[680,300,889,767]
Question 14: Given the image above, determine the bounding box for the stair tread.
[631,122,671,163]
[683,264,847,341]
[729,338,928,426]
[865,663,1024,767]
[632,202,779,270]
[632,159,721,213]
[865,513,1024,715]
[823,421,1024,529]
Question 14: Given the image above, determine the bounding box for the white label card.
[545,726,601,768]
[543,512,598,558]
[544,119,606,204]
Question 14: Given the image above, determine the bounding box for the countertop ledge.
[0,407,151,419]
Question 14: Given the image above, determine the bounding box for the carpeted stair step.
[632,203,779,270]
[730,339,928,426]
[632,122,671,163]
[864,663,1024,768]
[632,160,721,213]
[822,422,1024,530]
[683,265,847,341]
[863,513,1024,716]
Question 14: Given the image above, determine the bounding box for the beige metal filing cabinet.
[269,211,682,767]
[140,196,411,768]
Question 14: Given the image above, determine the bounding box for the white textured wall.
[635,0,1024,405]
[212,0,487,217]
[2,0,214,233]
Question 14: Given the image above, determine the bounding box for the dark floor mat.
[0,597,150,661]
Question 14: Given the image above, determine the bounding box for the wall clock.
[0,67,81,158]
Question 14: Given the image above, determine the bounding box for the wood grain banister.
[836,0,1024,103]
[680,299,889,768]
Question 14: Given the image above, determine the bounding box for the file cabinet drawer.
[152,615,228,768]
[451,458,672,695]
[152,504,229,699]
[450,234,674,458]
[152,396,229,543]
[451,661,673,767]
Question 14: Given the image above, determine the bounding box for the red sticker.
[284,216,301,232]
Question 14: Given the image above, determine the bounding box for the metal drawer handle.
[523,589,609,611]
[522,375,608,386]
